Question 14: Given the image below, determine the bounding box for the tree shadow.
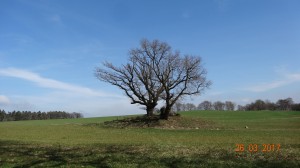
[0,140,298,168]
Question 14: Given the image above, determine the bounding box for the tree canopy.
[95,39,211,119]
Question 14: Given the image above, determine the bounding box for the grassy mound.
[102,115,217,129]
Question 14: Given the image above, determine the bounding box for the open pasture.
[0,111,299,167]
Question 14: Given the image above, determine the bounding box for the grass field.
[0,111,299,167]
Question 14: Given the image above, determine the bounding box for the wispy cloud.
[244,72,300,92]
[0,95,10,105]
[0,34,34,46]
[6,93,140,117]
[181,11,191,19]
[214,0,230,12]
[208,91,224,96]
[0,68,121,98]
[49,14,62,23]
[0,68,142,117]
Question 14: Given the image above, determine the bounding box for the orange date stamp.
[235,144,281,152]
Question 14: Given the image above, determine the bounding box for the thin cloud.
[5,93,139,117]
[0,68,121,98]
[208,91,224,96]
[214,0,230,12]
[181,12,191,19]
[49,14,62,23]
[244,72,300,92]
[0,95,10,105]
[286,73,300,81]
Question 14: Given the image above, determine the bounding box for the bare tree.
[237,105,245,111]
[186,103,196,111]
[95,40,169,116]
[155,55,211,119]
[198,101,213,110]
[181,103,187,111]
[174,102,183,112]
[265,100,276,110]
[95,39,211,119]
[292,103,300,111]
[252,99,266,111]
[127,39,211,119]
[213,101,225,111]
[225,101,236,111]
[276,98,293,111]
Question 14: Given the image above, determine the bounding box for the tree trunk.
[160,105,171,120]
[159,107,165,119]
[146,106,154,117]
[146,102,158,117]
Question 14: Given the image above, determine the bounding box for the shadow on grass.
[0,140,299,168]
[97,115,218,130]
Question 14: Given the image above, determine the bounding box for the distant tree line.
[174,98,300,112]
[237,98,300,111]
[0,110,83,122]
[174,100,236,111]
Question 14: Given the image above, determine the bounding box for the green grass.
[0,111,299,167]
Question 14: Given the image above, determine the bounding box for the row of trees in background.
[174,100,236,112]
[174,98,300,112]
[0,110,83,122]
[238,98,300,111]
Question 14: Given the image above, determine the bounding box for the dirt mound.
[103,115,216,129]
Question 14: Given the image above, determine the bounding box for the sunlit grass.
[0,111,299,167]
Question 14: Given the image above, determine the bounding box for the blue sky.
[0,0,299,117]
